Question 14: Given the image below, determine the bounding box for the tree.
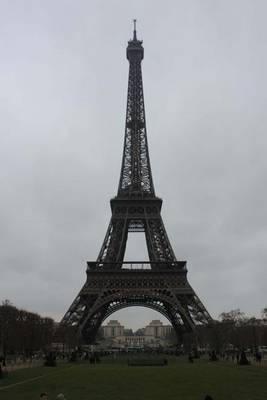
[261,308,267,320]
[0,300,18,355]
[219,309,246,324]
[0,300,56,354]
[218,309,248,350]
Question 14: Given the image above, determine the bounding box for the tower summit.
[126,19,144,60]
[61,26,212,344]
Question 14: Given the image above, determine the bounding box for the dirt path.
[0,374,44,391]
[6,361,43,372]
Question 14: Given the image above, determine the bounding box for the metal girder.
[61,268,212,343]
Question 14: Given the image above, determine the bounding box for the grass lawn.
[0,357,267,400]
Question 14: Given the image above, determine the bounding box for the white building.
[144,320,173,338]
[102,319,173,349]
[103,320,125,338]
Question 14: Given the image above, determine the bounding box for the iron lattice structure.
[61,26,213,343]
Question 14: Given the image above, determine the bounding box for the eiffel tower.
[61,23,212,344]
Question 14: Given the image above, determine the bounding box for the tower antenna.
[133,18,137,40]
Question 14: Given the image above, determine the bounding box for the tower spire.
[133,19,137,40]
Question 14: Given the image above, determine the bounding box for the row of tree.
[0,300,55,355]
[1,300,267,355]
[197,308,267,352]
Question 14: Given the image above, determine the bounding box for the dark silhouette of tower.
[61,24,212,343]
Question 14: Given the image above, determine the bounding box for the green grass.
[0,358,267,400]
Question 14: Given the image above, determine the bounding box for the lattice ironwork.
[118,32,154,196]
[61,25,213,344]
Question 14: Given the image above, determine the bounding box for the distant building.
[145,320,172,338]
[103,320,124,337]
[102,319,173,349]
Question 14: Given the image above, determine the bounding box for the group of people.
[40,393,66,399]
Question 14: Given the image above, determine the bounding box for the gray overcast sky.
[0,0,266,329]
